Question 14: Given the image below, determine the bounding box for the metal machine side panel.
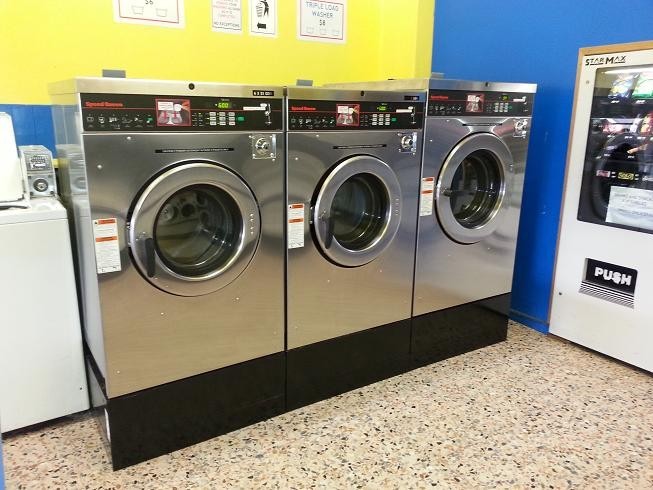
[286,131,421,349]
[413,118,530,315]
[81,132,285,397]
[285,86,425,103]
[51,99,109,378]
[549,46,653,372]
[49,78,284,99]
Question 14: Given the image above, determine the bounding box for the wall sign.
[579,258,638,308]
[113,0,185,28]
[249,0,277,37]
[212,0,242,34]
[298,0,346,43]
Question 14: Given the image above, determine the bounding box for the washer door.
[436,133,513,244]
[313,155,402,267]
[129,162,260,296]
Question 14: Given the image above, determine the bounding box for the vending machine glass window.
[577,64,653,233]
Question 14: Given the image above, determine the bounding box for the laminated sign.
[212,0,242,34]
[298,0,346,43]
[288,203,305,249]
[419,177,435,216]
[250,0,277,37]
[93,218,122,274]
[113,0,185,28]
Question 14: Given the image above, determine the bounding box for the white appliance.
[0,198,89,432]
[550,41,653,372]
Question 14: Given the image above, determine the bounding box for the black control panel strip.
[288,99,425,130]
[428,90,534,117]
[80,93,283,132]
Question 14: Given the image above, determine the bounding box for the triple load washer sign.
[287,203,305,249]
[93,218,121,274]
[419,177,435,216]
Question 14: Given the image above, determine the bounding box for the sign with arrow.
[249,0,277,37]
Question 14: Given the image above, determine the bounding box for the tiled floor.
[3,322,652,489]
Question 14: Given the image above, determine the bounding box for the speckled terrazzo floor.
[3,322,652,489]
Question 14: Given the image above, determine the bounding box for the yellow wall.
[0,0,434,104]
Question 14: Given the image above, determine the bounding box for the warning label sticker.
[288,203,305,249]
[419,177,435,216]
[93,218,121,274]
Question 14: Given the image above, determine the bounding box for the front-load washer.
[413,79,536,365]
[50,78,285,469]
[285,87,425,408]
[327,78,536,365]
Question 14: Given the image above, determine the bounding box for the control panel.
[80,93,283,132]
[19,145,57,198]
[428,90,534,117]
[288,99,424,130]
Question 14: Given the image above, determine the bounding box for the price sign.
[298,0,346,43]
[113,0,185,28]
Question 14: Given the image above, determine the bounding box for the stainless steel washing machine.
[414,79,536,364]
[285,87,425,408]
[50,78,285,469]
[329,78,536,364]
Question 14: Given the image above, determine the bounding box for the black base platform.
[83,296,510,470]
[286,318,411,410]
[411,294,510,368]
[88,352,285,470]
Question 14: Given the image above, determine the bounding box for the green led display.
[217,101,230,109]
[377,105,388,111]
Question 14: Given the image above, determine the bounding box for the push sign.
[579,258,638,308]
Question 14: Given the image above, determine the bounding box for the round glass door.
[448,150,502,228]
[330,173,389,250]
[313,156,401,267]
[129,163,260,296]
[436,133,512,244]
[154,185,242,277]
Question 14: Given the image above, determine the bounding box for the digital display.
[618,172,636,181]
[217,101,231,109]
[377,105,388,111]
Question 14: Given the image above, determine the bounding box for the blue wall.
[0,105,55,153]
[433,1,652,332]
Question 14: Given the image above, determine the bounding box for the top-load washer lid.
[312,155,402,267]
[128,162,260,296]
[435,133,513,244]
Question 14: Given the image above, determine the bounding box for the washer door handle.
[319,210,335,250]
[144,237,156,278]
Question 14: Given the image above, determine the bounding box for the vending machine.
[550,41,653,372]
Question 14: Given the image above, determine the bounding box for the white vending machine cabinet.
[0,198,89,432]
[551,41,653,372]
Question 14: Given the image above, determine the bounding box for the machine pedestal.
[286,319,411,410]
[88,352,285,470]
[411,294,510,368]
